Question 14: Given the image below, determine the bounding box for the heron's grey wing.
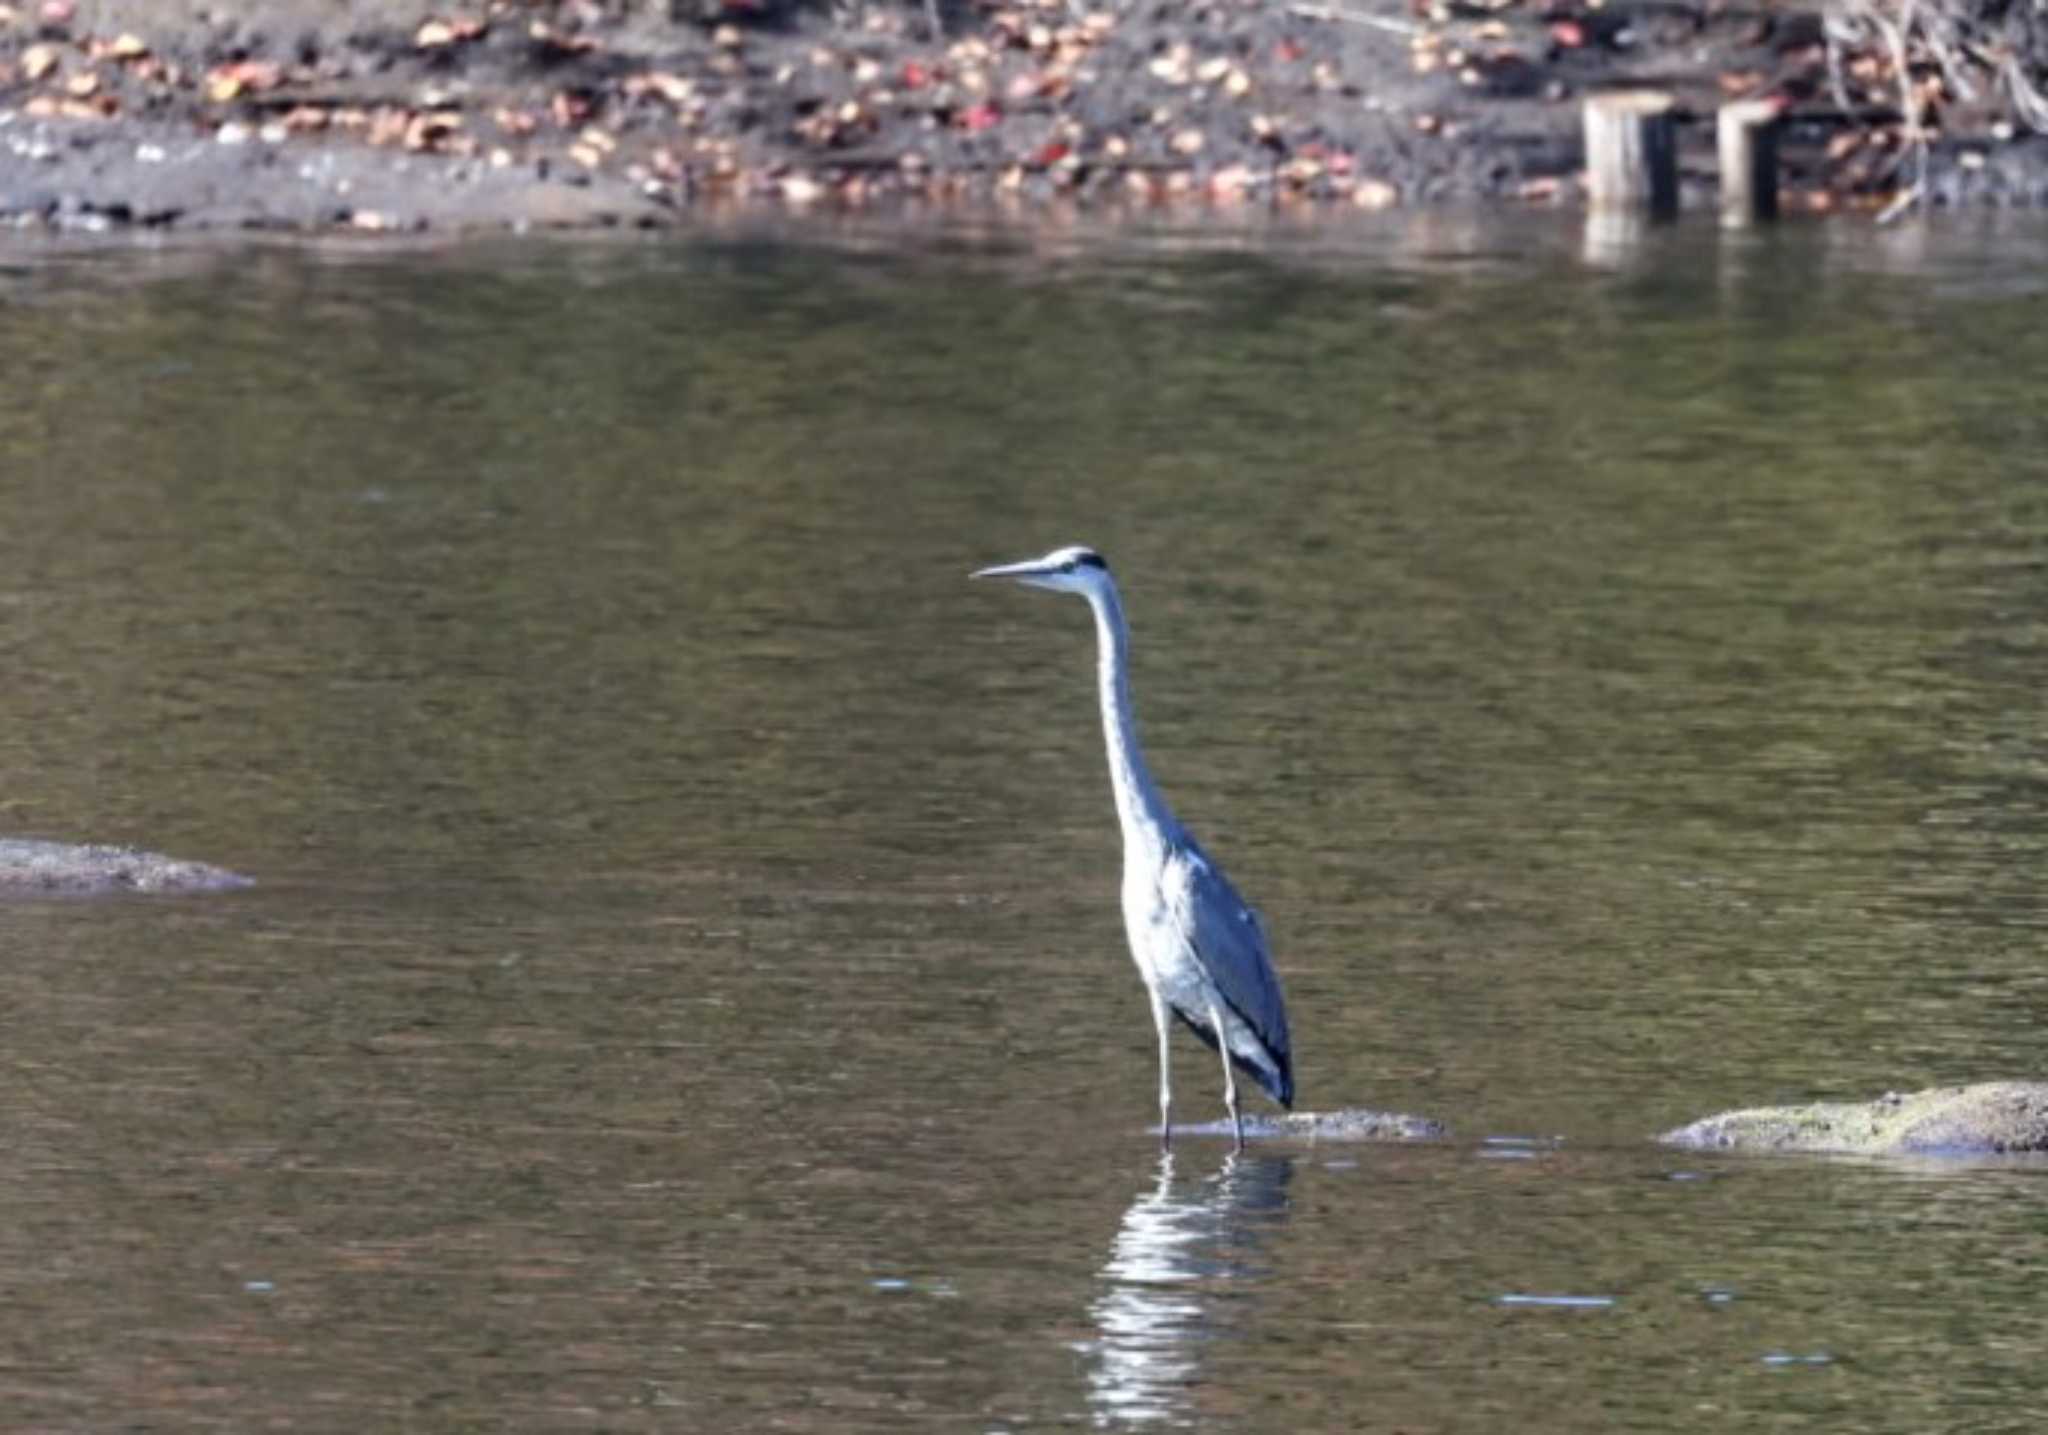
[1161,843,1293,1099]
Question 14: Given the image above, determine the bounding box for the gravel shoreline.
[3,0,2046,234]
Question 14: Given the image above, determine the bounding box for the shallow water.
[3,215,2048,1428]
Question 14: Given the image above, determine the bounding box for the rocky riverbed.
[1178,1108,1450,1141]
[2,0,2046,234]
[0,837,251,894]
[1662,1083,2048,1156]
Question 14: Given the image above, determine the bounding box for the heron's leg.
[1148,988,1173,1150]
[1208,1001,1242,1152]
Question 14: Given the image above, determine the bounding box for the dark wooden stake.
[1717,99,1781,225]
[1583,91,1678,218]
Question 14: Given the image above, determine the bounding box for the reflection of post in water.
[1084,1152,1293,1427]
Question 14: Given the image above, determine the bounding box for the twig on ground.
[1285,3,1420,36]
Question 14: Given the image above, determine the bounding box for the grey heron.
[973,545,1294,1150]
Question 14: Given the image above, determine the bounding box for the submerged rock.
[0,838,251,896]
[1176,1108,1448,1143]
[1662,1083,2048,1156]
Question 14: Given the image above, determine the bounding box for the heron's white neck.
[1085,580,1176,852]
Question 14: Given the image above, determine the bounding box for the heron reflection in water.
[1084,1152,1293,1427]
[973,547,1293,1149]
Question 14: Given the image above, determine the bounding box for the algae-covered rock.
[1661,1083,2048,1156]
[0,838,251,896]
[1176,1108,1448,1143]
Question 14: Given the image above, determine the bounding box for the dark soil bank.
[2,0,2046,232]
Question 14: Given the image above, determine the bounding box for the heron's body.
[974,545,1293,1147]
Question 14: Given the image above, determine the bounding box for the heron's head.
[970,545,1111,596]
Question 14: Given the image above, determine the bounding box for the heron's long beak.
[970,558,1059,581]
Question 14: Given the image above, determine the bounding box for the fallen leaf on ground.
[404,112,463,151]
[368,107,410,146]
[206,60,283,102]
[550,90,594,126]
[1210,162,1254,195]
[529,21,596,55]
[628,72,695,105]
